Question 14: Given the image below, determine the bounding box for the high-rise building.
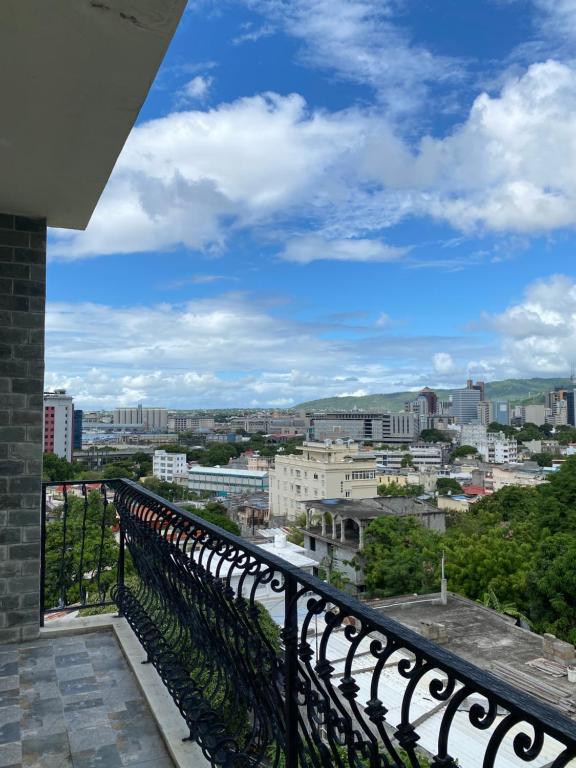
[451,381,483,424]
[566,390,576,427]
[43,390,74,461]
[491,400,510,426]
[476,401,490,426]
[114,405,168,431]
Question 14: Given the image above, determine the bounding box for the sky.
[46,0,576,409]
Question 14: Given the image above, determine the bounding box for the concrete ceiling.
[0,0,186,229]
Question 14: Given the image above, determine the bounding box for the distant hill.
[296,378,573,412]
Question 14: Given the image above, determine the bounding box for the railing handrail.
[116,477,576,745]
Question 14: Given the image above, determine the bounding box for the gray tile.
[126,758,175,768]
[58,678,100,697]
[0,740,21,768]
[68,725,116,756]
[0,664,17,679]
[55,653,90,669]
[72,744,123,768]
[20,697,65,739]
[0,722,19,747]
[56,664,94,683]
[0,690,19,709]
[21,731,71,768]
[63,697,104,713]
[0,678,19,694]
[64,705,109,731]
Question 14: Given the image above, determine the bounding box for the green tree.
[449,445,478,462]
[377,481,424,497]
[400,453,413,468]
[45,490,119,609]
[531,452,554,467]
[362,517,441,597]
[180,502,241,536]
[420,428,449,443]
[436,478,463,495]
[515,423,543,442]
[487,422,517,439]
[43,452,78,481]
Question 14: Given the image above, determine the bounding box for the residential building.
[375,445,443,470]
[269,440,380,521]
[476,400,490,425]
[153,450,188,483]
[451,380,483,424]
[114,405,168,431]
[188,466,269,497]
[300,497,445,592]
[43,390,74,461]
[167,415,215,433]
[307,412,416,444]
[461,424,518,464]
[491,400,510,426]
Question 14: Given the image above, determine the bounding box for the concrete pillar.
[332,515,337,539]
[0,213,46,643]
[340,518,346,543]
[321,513,326,536]
[358,523,365,551]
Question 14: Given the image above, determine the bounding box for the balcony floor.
[0,630,175,768]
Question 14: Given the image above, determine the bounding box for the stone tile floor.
[0,630,175,768]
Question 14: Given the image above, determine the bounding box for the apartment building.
[269,440,379,521]
[375,445,443,470]
[113,405,168,431]
[153,450,188,483]
[460,425,518,464]
[43,390,74,461]
[307,412,416,444]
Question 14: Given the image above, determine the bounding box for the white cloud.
[44,293,491,408]
[484,274,576,375]
[433,352,456,374]
[238,0,459,117]
[375,313,390,327]
[179,75,214,102]
[281,235,406,264]
[49,93,373,261]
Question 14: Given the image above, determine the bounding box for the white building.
[153,450,188,483]
[114,405,168,431]
[167,416,215,433]
[43,390,74,461]
[188,466,269,497]
[269,440,379,521]
[375,445,443,471]
[460,425,517,464]
[307,412,416,444]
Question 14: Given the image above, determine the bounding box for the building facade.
[307,412,416,444]
[43,390,74,461]
[375,445,443,470]
[269,441,380,521]
[451,381,483,424]
[114,405,168,431]
[167,415,215,433]
[188,466,269,497]
[153,450,188,483]
[491,400,510,426]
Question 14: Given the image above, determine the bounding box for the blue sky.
[46,0,576,408]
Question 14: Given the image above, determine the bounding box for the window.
[313,473,318,480]
[345,491,351,498]
[309,537,316,551]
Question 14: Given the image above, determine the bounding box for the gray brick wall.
[0,213,46,643]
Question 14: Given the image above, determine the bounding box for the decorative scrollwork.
[42,479,576,768]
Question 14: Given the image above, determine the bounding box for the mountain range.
[296,378,573,412]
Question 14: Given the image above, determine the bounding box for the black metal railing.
[41,480,576,768]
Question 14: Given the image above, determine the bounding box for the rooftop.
[302,496,440,519]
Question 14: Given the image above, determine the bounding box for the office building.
[375,445,443,470]
[269,440,379,521]
[43,391,74,461]
[476,401,490,426]
[491,400,509,426]
[114,405,168,431]
[451,380,484,424]
[167,415,215,433]
[307,412,416,444]
[153,450,188,483]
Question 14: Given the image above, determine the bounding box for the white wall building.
[269,440,379,521]
[43,390,74,461]
[375,445,443,471]
[167,416,215,433]
[460,425,517,464]
[153,450,188,483]
[188,466,269,497]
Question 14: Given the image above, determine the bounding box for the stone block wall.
[0,213,46,643]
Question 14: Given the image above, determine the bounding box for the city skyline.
[46,1,576,408]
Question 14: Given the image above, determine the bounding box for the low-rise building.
[152,450,188,483]
[375,445,444,470]
[188,465,269,497]
[269,440,379,521]
[167,415,215,433]
[300,496,445,593]
[307,411,417,444]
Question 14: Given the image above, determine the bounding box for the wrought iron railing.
[41,480,576,768]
